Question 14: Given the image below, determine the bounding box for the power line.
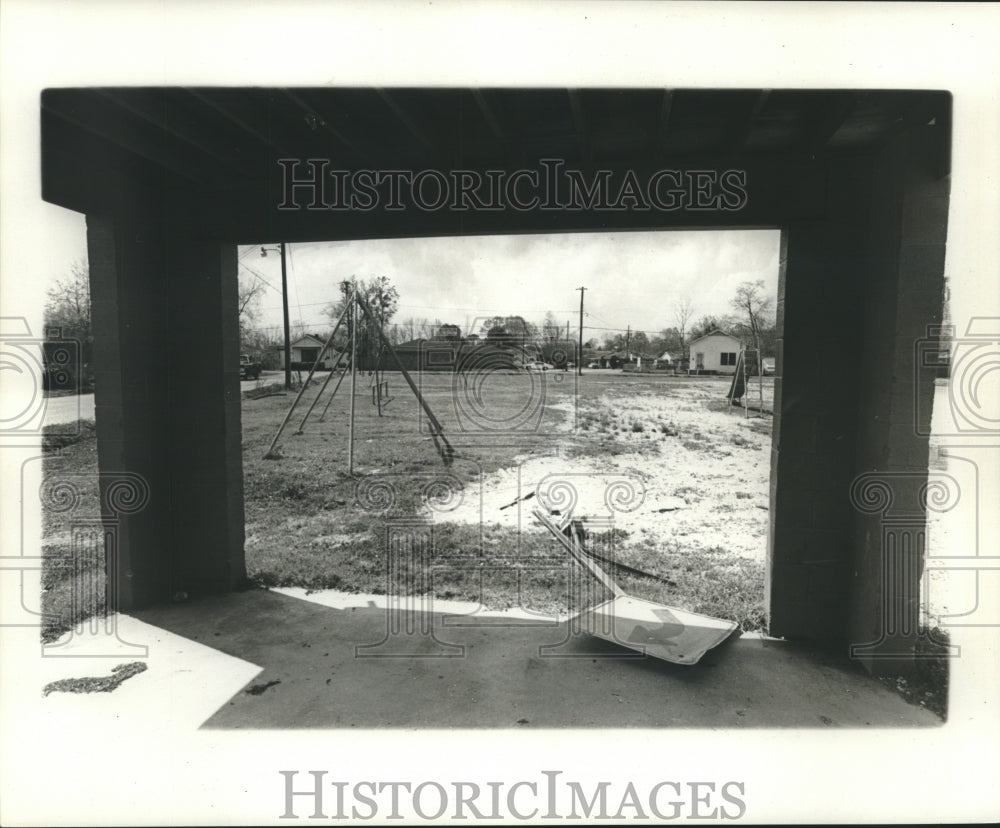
[258,298,332,312]
[238,261,282,294]
[394,303,579,314]
[583,324,672,336]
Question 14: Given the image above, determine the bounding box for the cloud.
[244,228,781,337]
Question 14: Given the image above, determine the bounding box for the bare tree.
[541,310,561,344]
[44,260,94,386]
[730,279,773,352]
[290,318,311,340]
[45,260,91,338]
[237,273,266,341]
[731,279,773,398]
[673,296,694,351]
[387,316,422,344]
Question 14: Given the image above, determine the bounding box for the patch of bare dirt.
[429,381,774,563]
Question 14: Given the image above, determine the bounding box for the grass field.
[38,368,954,719]
[41,370,773,640]
[242,370,772,623]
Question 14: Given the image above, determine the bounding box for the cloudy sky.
[239,228,781,341]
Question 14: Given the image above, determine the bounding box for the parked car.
[523,360,553,371]
[239,353,262,380]
[761,357,775,376]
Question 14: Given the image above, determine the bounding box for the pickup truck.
[239,353,262,380]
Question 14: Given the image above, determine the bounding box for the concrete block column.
[86,206,246,610]
[848,126,950,675]
[767,213,865,641]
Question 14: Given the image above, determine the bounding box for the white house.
[688,330,742,374]
[277,334,343,369]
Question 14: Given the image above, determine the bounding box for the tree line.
[43,261,777,386]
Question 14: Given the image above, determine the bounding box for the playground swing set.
[263,281,454,471]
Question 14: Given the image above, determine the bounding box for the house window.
[720,352,737,366]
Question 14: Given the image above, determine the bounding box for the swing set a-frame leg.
[742,347,750,419]
[295,351,346,434]
[263,295,352,458]
[265,287,455,467]
[355,292,455,465]
[317,358,351,422]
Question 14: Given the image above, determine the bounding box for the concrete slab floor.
[134,588,941,730]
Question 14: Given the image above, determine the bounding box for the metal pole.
[355,291,454,462]
[756,330,765,418]
[263,295,350,458]
[758,352,765,417]
[375,345,383,416]
[533,510,622,597]
[577,286,586,376]
[318,359,350,422]
[348,284,357,475]
[280,243,292,390]
[374,305,385,416]
[294,299,352,434]
[742,346,750,419]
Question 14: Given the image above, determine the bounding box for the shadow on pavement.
[134,588,941,729]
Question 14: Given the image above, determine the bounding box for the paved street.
[41,393,94,426]
[40,371,285,426]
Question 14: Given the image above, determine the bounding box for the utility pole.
[261,242,292,390]
[577,286,587,376]
[280,243,291,390]
[625,325,631,360]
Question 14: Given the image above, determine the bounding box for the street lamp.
[261,243,291,390]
